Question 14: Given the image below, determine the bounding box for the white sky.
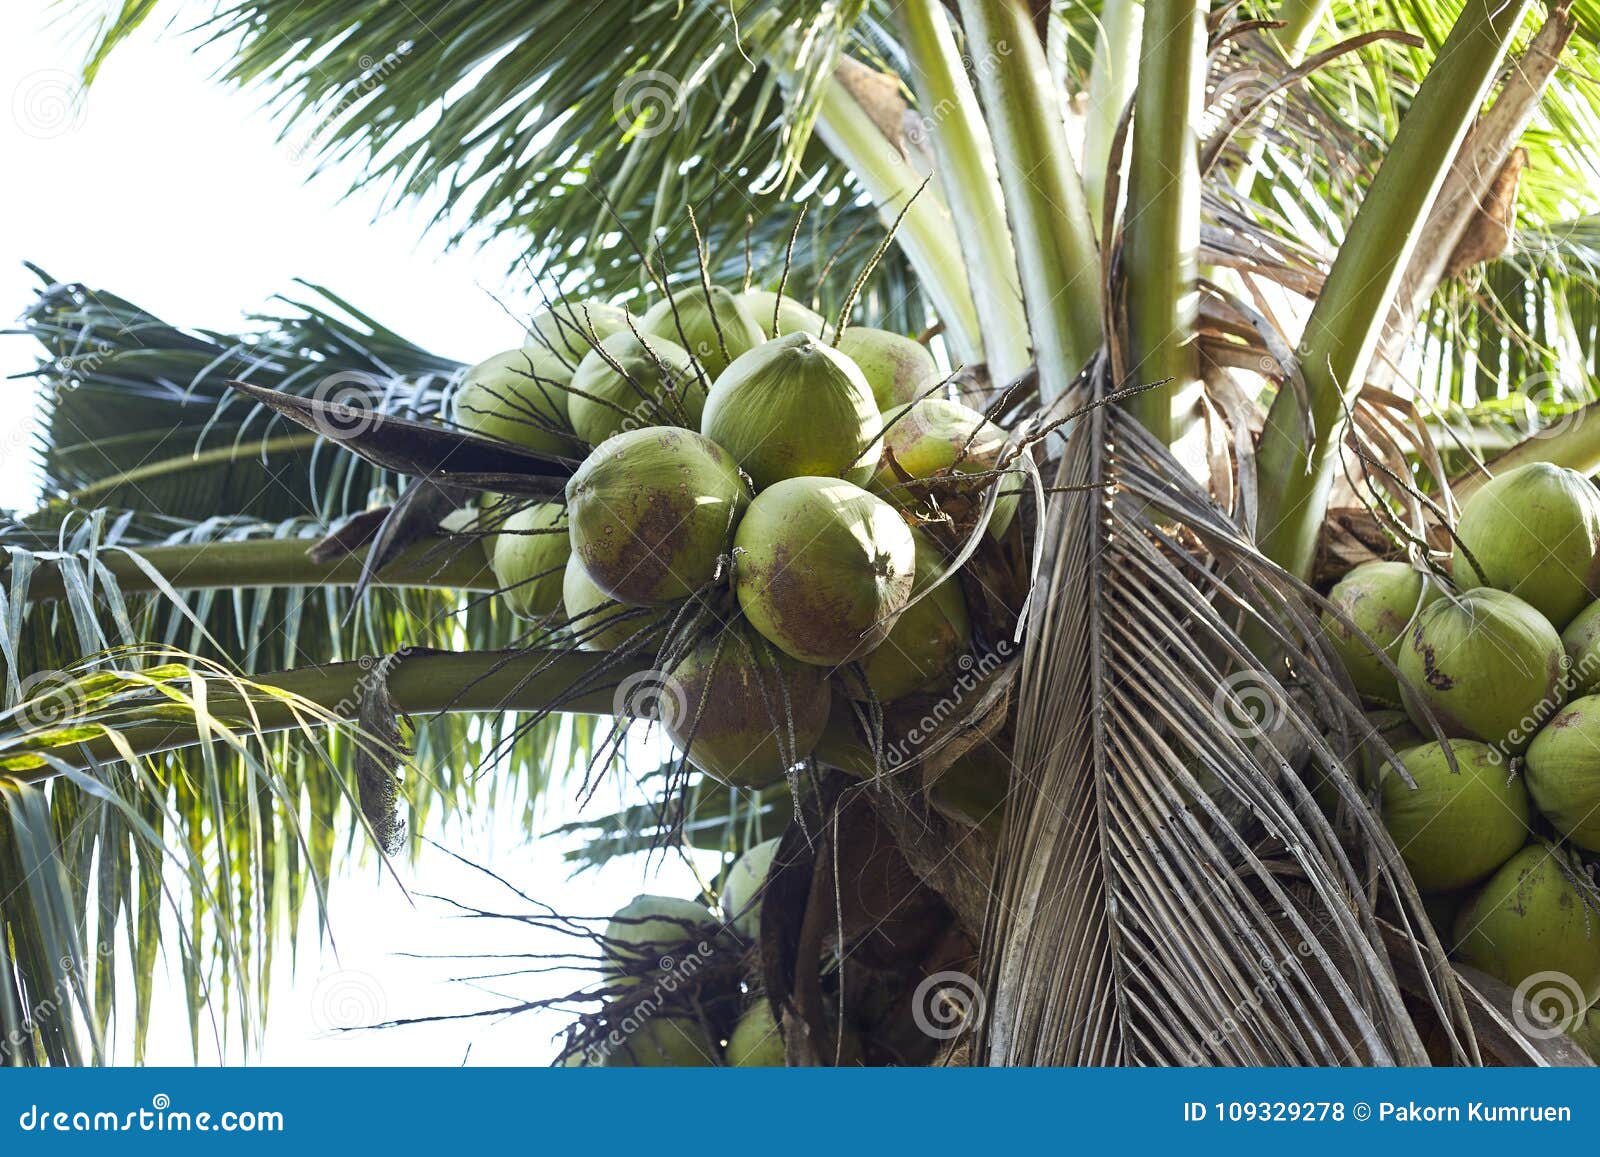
[1,3,711,1064]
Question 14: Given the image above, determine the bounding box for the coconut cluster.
[452,291,1010,791]
[1320,463,1600,1032]
[560,858,866,1067]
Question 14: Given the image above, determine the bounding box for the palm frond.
[980,389,1465,1065]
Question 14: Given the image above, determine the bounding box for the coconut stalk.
[9,648,633,783]
[803,61,984,361]
[1452,400,1600,501]
[956,0,1103,404]
[1083,0,1144,234]
[1120,0,1206,443]
[1254,0,1534,581]
[12,533,497,603]
[1370,3,1576,393]
[896,0,1032,383]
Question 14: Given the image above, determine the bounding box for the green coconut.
[664,622,831,788]
[835,326,938,410]
[1321,561,1440,706]
[1453,462,1600,629]
[450,347,578,454]
[1455,844,1600,1004]
[874,398,1020,538]
[1561,599,1600,696]
[565,426,749,605]
[602,1015,721,1067]
[722,837,780,938]
[1397,588,1566,753]
[526,299,632,363]
[736,290,828,340]
[562,555,662,651]
[601,894,717,994]
[1524,694,1600,852]
[733,476,917,666]
[567,331,706,446]
[489,502,571,619]
[1377,740,1530,892]
[701,331,881,490]
[847,529,971,702]
[640,287,765,379]
[726,1000,787,1066]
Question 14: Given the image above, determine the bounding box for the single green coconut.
[640,287,765,379]
[1561,598,1600,696]
[489,502,571,619]
[562,555,662,651]
[1397,588,1567,753]
[602,1015,721,1067]
[567,331,706,446]
[450,347,579,455]
[735,290,828,340]
[835,326,938,410]
[1524,694,1600,852]
[1453,463,1600,629]
[722,837,780,938]
[701,331,881,490]
[664,622,831,788]
[1321,561,1440,706]
[873,398,1020,538]
[1377,740,1530,892]
[733,476,917,666]
[727,1001,787,1066]
[565,426,749,605]
[1567,1007,1600,1063]
[846,529,971,702]
[601,894,717,994]
[1455,843,1600,1005]
[526,299,632,363]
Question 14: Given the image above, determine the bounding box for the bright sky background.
[1,3,710,1065]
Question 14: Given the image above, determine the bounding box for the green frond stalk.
[803,62,984,359]
[14,534,496,603]
[1277,0,1334,59]
[957,0,1104,402]
[897,0,1032,381]
[1255,0,1534,580]
[1453,403,1600,500]
[8,650,629,782]
[1083,0,1144,233]
[1121,0,1206,443]
[63,435,322,505]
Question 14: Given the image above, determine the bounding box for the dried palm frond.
[978,381,1474,1066]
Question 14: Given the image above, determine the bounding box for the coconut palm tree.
[8,0,1600,1065]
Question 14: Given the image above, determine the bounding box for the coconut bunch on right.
[447,288,1023,798]
[1320,462,1600,1052]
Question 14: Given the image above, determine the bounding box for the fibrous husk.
[701,331,881,490]
[1397,587,1566,753]
[733,476,916,666]
[1453,462,1600,629]
[1320,560,1439,706]
[835,326,938,410]
[450,347,580,456]
[565,426,749,605]
[736,290,829,340]
[568,330,705,446]
[641,286,764,378]
[1377,740,1530,892]
[1524,694,1600,852]
[488,501,570,620]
